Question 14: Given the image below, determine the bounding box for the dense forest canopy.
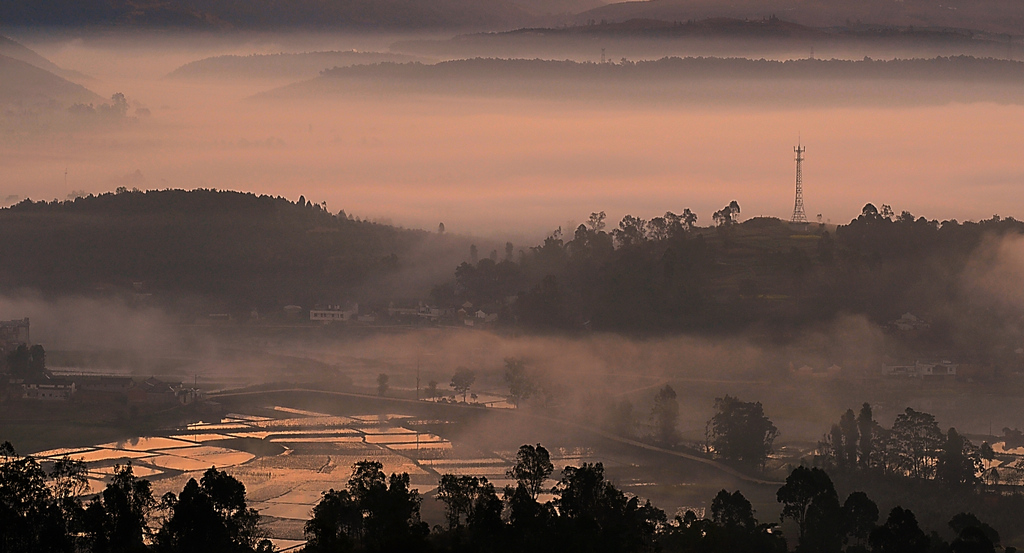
[445,205,1024,353]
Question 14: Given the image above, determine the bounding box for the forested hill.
[0,190,447,313]
[442,207,1024,354]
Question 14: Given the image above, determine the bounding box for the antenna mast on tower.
[790,142,808,223]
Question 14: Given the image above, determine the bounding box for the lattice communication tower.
[791,143,807,223]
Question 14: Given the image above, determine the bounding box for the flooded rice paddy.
[29,404,598,545]
[25,388,855,548]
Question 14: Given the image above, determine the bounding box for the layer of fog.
[3,30,1024,238]
[5,233,1024,445]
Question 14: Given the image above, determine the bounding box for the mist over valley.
[2,7,1024,552]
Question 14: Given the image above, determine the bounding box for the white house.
[311,304,358,323]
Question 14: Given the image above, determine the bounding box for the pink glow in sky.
[5,35,1023,240]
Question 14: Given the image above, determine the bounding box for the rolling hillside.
[0,54,100,107]
[0,190,471,313]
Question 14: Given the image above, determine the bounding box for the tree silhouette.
[650,384,679,445]
[935,428,981,486]
[435,474,501,536]
[776,466,839,550]
[504,357,534,408]
[713,201,741,226]
[709,395,778,469]
[344,461,427,552]
[869,507,929,553]
[450,367,475,402]
[711,490,756,530]
[612,215,647,248]
[507,444,553,501]
[840,491,878,550]
[553,462,665,553]
[425,379,439,399]
[949,513,999,552]
[155,467,264,553]
[891,408,943,479]
[303,489,361,553]
[0,442,80,553]
[84,463,155,553]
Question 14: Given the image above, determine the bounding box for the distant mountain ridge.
[390,17,1012,60]
[574,0,1024,36]
[0,53,101,107]
[0,34,90,82]
[168,51,426,80]
[0,0,605,30]
[2,0,1023,34]
[261,56,1024,106]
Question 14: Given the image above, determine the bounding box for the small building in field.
[882,360,957,380]
[311,304,358,323]
[882,363,918,378]
[71,375,134,401]
[128,377,201,405]
[23,377,75,401]
[918,360,957,380]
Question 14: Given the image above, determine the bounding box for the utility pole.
[791,142,808,223]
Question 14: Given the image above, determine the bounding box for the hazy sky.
[5,34,1024,239]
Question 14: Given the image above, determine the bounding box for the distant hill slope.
[0,190,463,312]
[0,0,605,30]
[262,56,1024,106]
[168,51,426,81]
[0,54,101,107]
[574,0,1024,36]
[0,35,91,82]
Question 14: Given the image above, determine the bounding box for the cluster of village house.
[790,314,1019,382]
[199,301,503,328]
[789,360,960,381]
[0,318,201,404]
[307,301,499,327]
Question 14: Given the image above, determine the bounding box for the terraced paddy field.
[27,390,778,546]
